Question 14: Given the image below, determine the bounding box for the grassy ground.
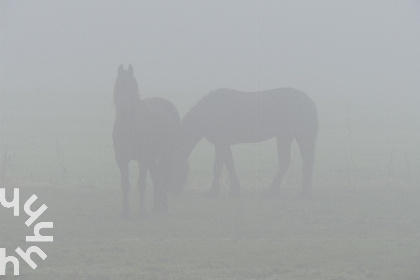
[1,110,420,279]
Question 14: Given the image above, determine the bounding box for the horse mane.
[113,74,140,106]
[183,89,226,122]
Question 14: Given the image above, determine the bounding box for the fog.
[2,1,420,121]
[1,1,420,279]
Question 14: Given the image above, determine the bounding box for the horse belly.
[206,116,282,145]
[228,122,280,144]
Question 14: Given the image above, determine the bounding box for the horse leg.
[224,146,240,197]
[263,136,293,196]
[208,145,225,198]
[149,161,168,214]
[157,154,173,214]
[137,161,148,217]
[296,136,315,197]
[118,159,130,218]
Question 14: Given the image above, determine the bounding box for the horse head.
[113,64,140,116]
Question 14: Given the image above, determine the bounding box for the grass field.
[1,108,420,279]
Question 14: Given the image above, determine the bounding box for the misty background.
[1,1,420,278]
[1,0,420,130]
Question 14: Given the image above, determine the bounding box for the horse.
[172,88,318,198]
[112,64,180,217]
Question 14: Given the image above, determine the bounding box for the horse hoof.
[261,188,279,198]
[169,188,184,196]
[153,206,169,216]
[228,190,240,198]
[154,211,170,218]
[206,190,220,199]
[297,191,312,200]
[153,211,170,218]
[120,212,130,220]
[137,211,149,220]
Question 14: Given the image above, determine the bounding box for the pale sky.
[1,1,420,113]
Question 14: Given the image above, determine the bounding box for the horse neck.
[179,111,204,159]
[115,97,141,121]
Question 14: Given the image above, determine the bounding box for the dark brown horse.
[113,65,180,217]
[172,88,318,198]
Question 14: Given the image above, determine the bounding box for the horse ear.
[118,64,124,75]
[128,64,134,76]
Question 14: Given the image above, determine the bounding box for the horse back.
[194,88,317,143]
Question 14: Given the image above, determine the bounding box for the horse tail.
[292,89,318,143]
